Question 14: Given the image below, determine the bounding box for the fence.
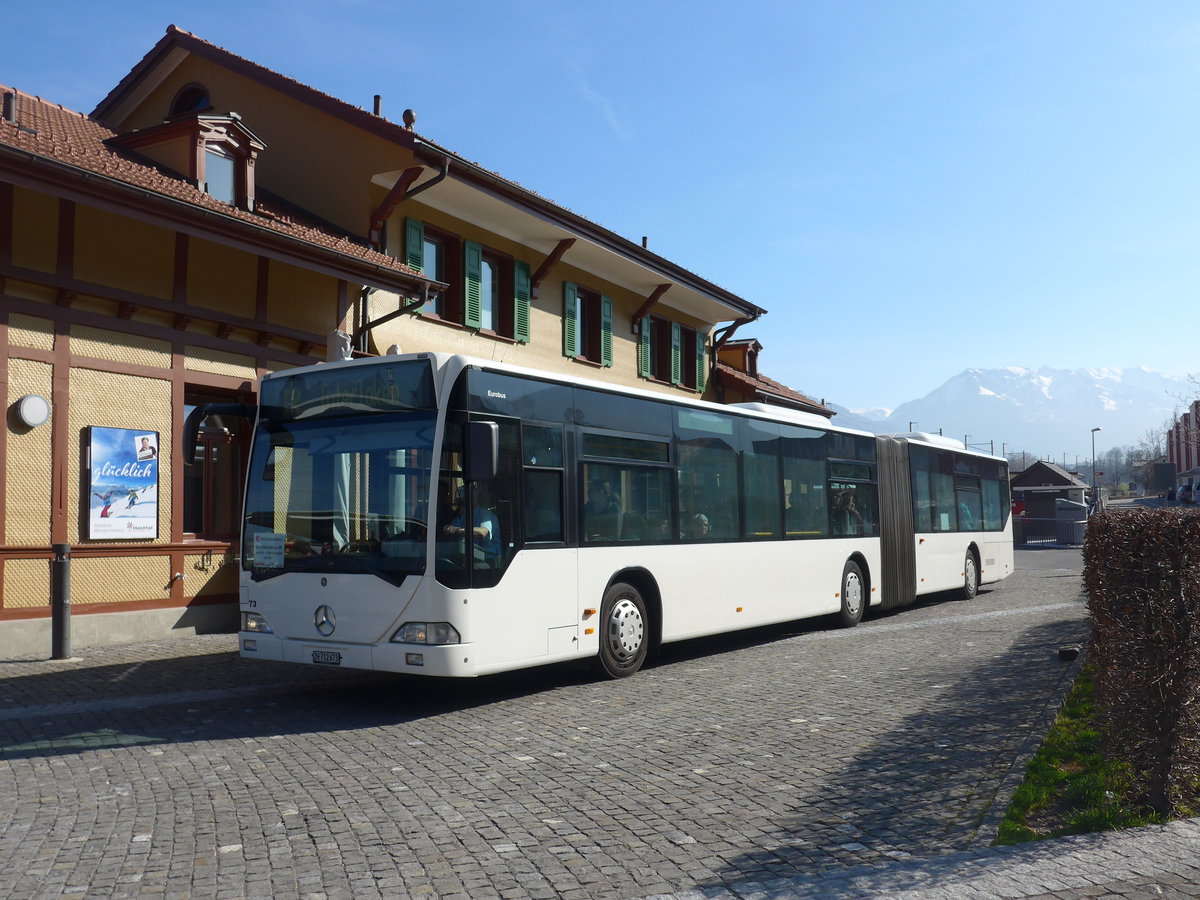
[1013,516,1086,547]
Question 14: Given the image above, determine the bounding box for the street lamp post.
[1091,427,1102,512]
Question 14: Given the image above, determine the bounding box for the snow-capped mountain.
[822,367,1190,456]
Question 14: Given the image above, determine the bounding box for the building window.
[204,147,236,205]
[639,316,704,390]
[563,282,612,366]
[169,84,211,118]
[405,220,529,341]
[183,391,252,539]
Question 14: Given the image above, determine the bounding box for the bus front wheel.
[961,552,979,601]
[838,561,865,628]
[596,582,648,678]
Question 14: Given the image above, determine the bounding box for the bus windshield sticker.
[253,533,286,568]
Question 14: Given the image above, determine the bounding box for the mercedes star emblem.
[314,604,336,636]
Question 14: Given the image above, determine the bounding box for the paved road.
[2,548,1194,899]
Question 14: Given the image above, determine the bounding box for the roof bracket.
[530,238,575,300]
[631,284,671,332]
[369,165,424,248]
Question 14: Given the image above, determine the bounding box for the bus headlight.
[242,612,274,634]
[392,622,461,645]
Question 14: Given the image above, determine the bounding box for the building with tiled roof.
[3,26,806,653]
[713,338,831,417]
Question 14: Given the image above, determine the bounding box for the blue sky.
[7,1,1200,412]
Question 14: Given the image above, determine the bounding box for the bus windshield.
[241,411,437,584]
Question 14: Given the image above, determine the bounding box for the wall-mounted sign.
[88,426,159,540]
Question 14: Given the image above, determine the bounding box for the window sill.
[419,315,520,343]
[571,357,606,369]
[477,329,519,345]
[643,375,700,394]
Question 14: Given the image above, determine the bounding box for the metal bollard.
[51,543,71,659]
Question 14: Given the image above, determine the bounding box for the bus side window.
[522,424,564,544]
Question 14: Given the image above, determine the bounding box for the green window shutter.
[514,261,531,343]
[670,321,682,385]
[463,240,483,329]
[639,317,652,378]
[563,283,579,358]
[696,334,708,393]
[404,218,424,272]
[600,295,613,367]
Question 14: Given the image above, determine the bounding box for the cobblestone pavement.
[2,548,1193,899]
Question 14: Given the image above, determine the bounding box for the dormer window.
[107,111,265,212]
[205,146,236,204]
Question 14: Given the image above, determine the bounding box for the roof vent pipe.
[641,236,648,249]
[373,95,381,116]
[2,92,15,124]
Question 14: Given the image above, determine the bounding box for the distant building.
[1010,461,1089,519]
[1166,400,1200,492]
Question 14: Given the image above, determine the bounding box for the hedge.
[1083,508,1200,817]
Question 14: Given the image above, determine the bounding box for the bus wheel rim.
[844,572,863,617]
[966,557,978,593]
[607,598,644,661]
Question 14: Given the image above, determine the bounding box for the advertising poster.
[88,426,159,539]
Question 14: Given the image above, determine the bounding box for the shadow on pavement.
[704,614,1091,894]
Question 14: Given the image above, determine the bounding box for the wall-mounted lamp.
[14,394,50,428]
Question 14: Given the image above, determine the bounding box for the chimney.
[373,95,381,116]
[2,92,15,125]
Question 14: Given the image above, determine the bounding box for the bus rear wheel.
[838,561,865,628]
[961,552,979,601]
[596,582,648,678]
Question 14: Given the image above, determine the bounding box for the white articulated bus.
[186,352,1013,678]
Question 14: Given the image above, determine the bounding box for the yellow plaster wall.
[71,325,172,369]
[114,55,415,237]
[67,368,172,545]
[4,559,50,609]
[71,555,173,606]
[187,236,258,318]
[266,260,337,334]
[4,359,54,546]
[11,186,59,274]
[7,313,55,351]
[182,556,238,599]
[184,346,256,380]
[74,206,175,301]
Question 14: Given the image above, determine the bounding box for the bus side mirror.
[182,403,256,467]
[463,421,499,482]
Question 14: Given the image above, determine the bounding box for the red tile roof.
[713,362,832,417]
[0,84,429,286]
[90,26,762,318]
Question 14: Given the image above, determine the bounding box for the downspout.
[369,157,451,250]
[709,311,761,398]
[360,156,451,352]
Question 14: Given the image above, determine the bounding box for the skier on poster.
[125,486,148,509]
[93,491,115,518]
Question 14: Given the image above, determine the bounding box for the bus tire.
[596,582,648,678]
[838,560,865,628]
[961,551,979,601]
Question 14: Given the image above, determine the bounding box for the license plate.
[312,650,342,665]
